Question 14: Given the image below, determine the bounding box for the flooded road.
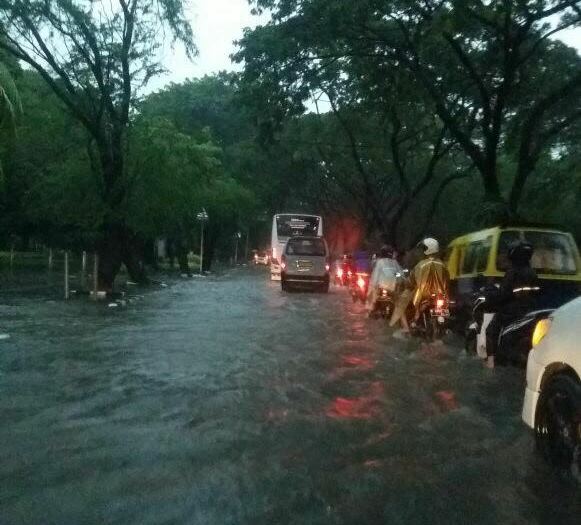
[1,269,579,524]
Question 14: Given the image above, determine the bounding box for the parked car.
[281,236,330,293]
[522,296,581,480]
[446,224,581,326]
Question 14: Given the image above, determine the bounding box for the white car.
[522,296,581,479]
[253,251,270,266]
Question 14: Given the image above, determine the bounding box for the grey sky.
[150,0,264,91]
[150,0,581,93]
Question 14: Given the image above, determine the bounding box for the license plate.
[296,260,313,271]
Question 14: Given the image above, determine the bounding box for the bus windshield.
[276,215,320,239]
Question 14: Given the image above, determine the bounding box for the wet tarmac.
[0,269,579,524]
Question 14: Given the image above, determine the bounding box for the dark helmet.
[380,244,395,258]
[508,242,533,266]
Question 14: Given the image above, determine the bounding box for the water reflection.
[1,271,579,524]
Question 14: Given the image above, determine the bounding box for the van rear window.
[497,231,578,275]
[286,238,326,257]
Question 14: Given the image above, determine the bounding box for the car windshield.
[286,238,326,257]
[277,215,320,238]
[497,230,578,274]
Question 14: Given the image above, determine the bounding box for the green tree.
[237,0,581,220]
[2,69,102,248]
[140,75,268,264]
[0,0,195,289]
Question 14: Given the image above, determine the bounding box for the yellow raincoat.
[412,257,450,308]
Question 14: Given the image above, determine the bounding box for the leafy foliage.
[236,0,581,220]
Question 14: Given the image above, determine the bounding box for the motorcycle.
[414,293,450,341]
[464,286,552,366]
[370,287,396,319]
[350,272,369,303]
[334,262,352,287]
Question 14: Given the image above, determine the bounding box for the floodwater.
[0,269,579,524]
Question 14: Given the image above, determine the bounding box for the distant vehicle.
[270,214,323,281]
[281,236,330,293]
[333,256,353,286]
[253,250,270,266]
[332,260,345,286]
[349,271,369,304]
[522,297,581,480]
[446,225,581,323]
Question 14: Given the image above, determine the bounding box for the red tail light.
[281,255,286,270]
[435,296,447,309]
[357,277,366,290]
[325,263,330,272]
[337,268,344,278]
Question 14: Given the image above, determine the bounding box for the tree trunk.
[98,224,148,291]
[95,133,149,290]
[509,147,537,215]
[479,163,510,224]
[175,240,190,275]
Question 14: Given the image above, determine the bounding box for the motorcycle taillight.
[434,295,448,309]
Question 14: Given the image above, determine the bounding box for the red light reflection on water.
[434,390,459,412]
[342,355,373,369]
[326,381,385,420]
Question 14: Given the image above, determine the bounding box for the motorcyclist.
[410,238,450,322]
[352,246,372,275]
[485,242,539,369]
[366,245,401,315]
[341,253,354,283]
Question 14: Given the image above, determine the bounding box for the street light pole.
[196,208,209,274]
[200,221,204,274]
[234,231,241,265]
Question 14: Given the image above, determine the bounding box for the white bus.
[270,213,324,280]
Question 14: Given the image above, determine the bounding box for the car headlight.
[532,318,552,347]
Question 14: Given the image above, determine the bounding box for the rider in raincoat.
[411,238,450,320]
[366,245,401,313]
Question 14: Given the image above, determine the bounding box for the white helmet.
[419,237,439,256]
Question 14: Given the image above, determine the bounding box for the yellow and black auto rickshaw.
[446,225,581,321]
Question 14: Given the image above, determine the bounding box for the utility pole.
[64,251,70,300]
[196,209,209,274]
[234,232,241,265]
[92,253,99,299]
